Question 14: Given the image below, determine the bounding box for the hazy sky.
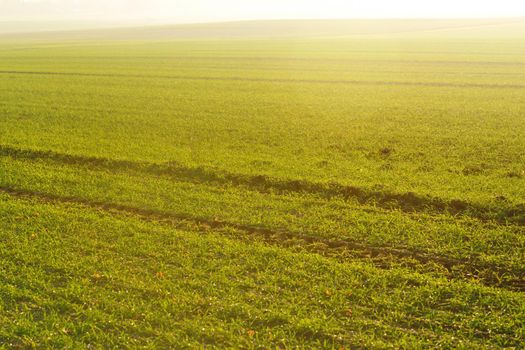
[2,0,525,22]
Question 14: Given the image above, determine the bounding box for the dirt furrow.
[1,185,523,292]
[1,70,525,89]
[1,144,524,226]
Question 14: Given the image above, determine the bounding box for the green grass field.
[0,20,524,348]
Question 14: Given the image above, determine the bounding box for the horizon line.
[2,16,525,23]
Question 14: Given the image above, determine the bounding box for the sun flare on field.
[1,0,525,348]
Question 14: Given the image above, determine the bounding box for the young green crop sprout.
[0,12,524,350]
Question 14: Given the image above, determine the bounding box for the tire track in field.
[1,185,523,292]
[2,144,524,226]
[4,55,525,66]
[1,69,525,89]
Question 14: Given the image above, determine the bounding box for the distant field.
[0,20,524,348]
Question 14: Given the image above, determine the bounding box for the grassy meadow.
[0,20,524,348]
